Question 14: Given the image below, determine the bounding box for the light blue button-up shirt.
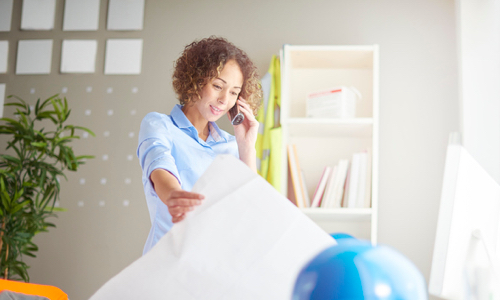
[137,104,239,254]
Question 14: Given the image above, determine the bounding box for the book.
[286,163,298,207]
[346,153,360,208]
[292,144,308,208]
[356,152,367,208]
[287,144,304,208]
[331,159,350,208]
[363,147,372,208]
[341,166,351,208]
[321,165,337,208]
[311,166,332,208]
[300,170,310,207]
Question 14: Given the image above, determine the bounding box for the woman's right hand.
[165,188,204,223]
[150,169,204,223]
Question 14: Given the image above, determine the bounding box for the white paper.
[0,84,5,118]
[90,155,335,300]
[63,0,100,31]
[107,0,145,31]
[61,40,97,73]
[21,0,56,30]
[104,39,142,75]
[0,41,7,73]
[0,0,14,31]
[16,40,53,75]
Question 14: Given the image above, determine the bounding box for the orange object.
[0,279,68,300]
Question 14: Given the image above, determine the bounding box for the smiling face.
[184,59,244,124]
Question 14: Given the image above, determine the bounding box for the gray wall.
[0,1,457,299]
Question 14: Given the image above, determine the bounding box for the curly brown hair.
[172,36,262,115]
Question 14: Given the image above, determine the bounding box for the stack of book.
[288,145,372,209]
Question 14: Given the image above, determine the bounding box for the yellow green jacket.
[256,55,282,192]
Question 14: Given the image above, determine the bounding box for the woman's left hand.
[230,98,259,148]
[229,98,259,172]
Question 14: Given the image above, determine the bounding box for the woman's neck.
[182,104,210,141]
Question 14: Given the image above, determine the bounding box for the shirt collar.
[171,104,227,143]
[208,122,226,143]
[170,104,193,129]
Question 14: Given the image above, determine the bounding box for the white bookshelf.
[280,45,379,244]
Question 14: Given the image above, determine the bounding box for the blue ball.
[329,233,356,243]
[292,239,428,300]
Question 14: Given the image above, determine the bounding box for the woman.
[137,36,262,254]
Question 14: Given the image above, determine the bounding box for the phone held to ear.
[229,103,244,125]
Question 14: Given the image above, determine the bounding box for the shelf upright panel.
[371,44,380,245]
[280,46,291,197]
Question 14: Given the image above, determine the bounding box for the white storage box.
[306,86,361,118]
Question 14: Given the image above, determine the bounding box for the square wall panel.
[0,0,14,31]
[61,40,97,73]
[21,0,56,30]
[0,83,5,117]
[0,41,7,73]
[104,39,143,75]
[16,40,53,74]
[63,0,100,31]
[107,0,145,31]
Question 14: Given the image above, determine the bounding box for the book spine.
[321,166,337,208]
[311,166,331,208]
[356,152,367,208]
[341,166,351,208]
[292,144,307,208]
[287,144,304,208]
[300,170,310,207]
[333,159,350,208]
[363,148,372,208]
[347,153,360,208]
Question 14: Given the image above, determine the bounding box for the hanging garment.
[256,55,282,192]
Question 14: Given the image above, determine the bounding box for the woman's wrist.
[238,147,257,172]
[238,145,256,157]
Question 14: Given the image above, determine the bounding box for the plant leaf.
[0,155,21,164]
[30,142,47,148]
[6,95,28,108]
[11,200,29,215]
[4,102,26,109]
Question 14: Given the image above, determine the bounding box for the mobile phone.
[229,103,244,125]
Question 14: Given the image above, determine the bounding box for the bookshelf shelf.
[289,46,374,69]
[301,208,372,222]
[287,118,373,138]
[281,44,379,244]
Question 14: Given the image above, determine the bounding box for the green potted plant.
[0,94,94,281]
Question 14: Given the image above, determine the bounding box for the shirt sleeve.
[137,112,181,186]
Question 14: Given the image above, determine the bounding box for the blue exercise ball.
[329,233,355,243]
[292,239,428,300]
